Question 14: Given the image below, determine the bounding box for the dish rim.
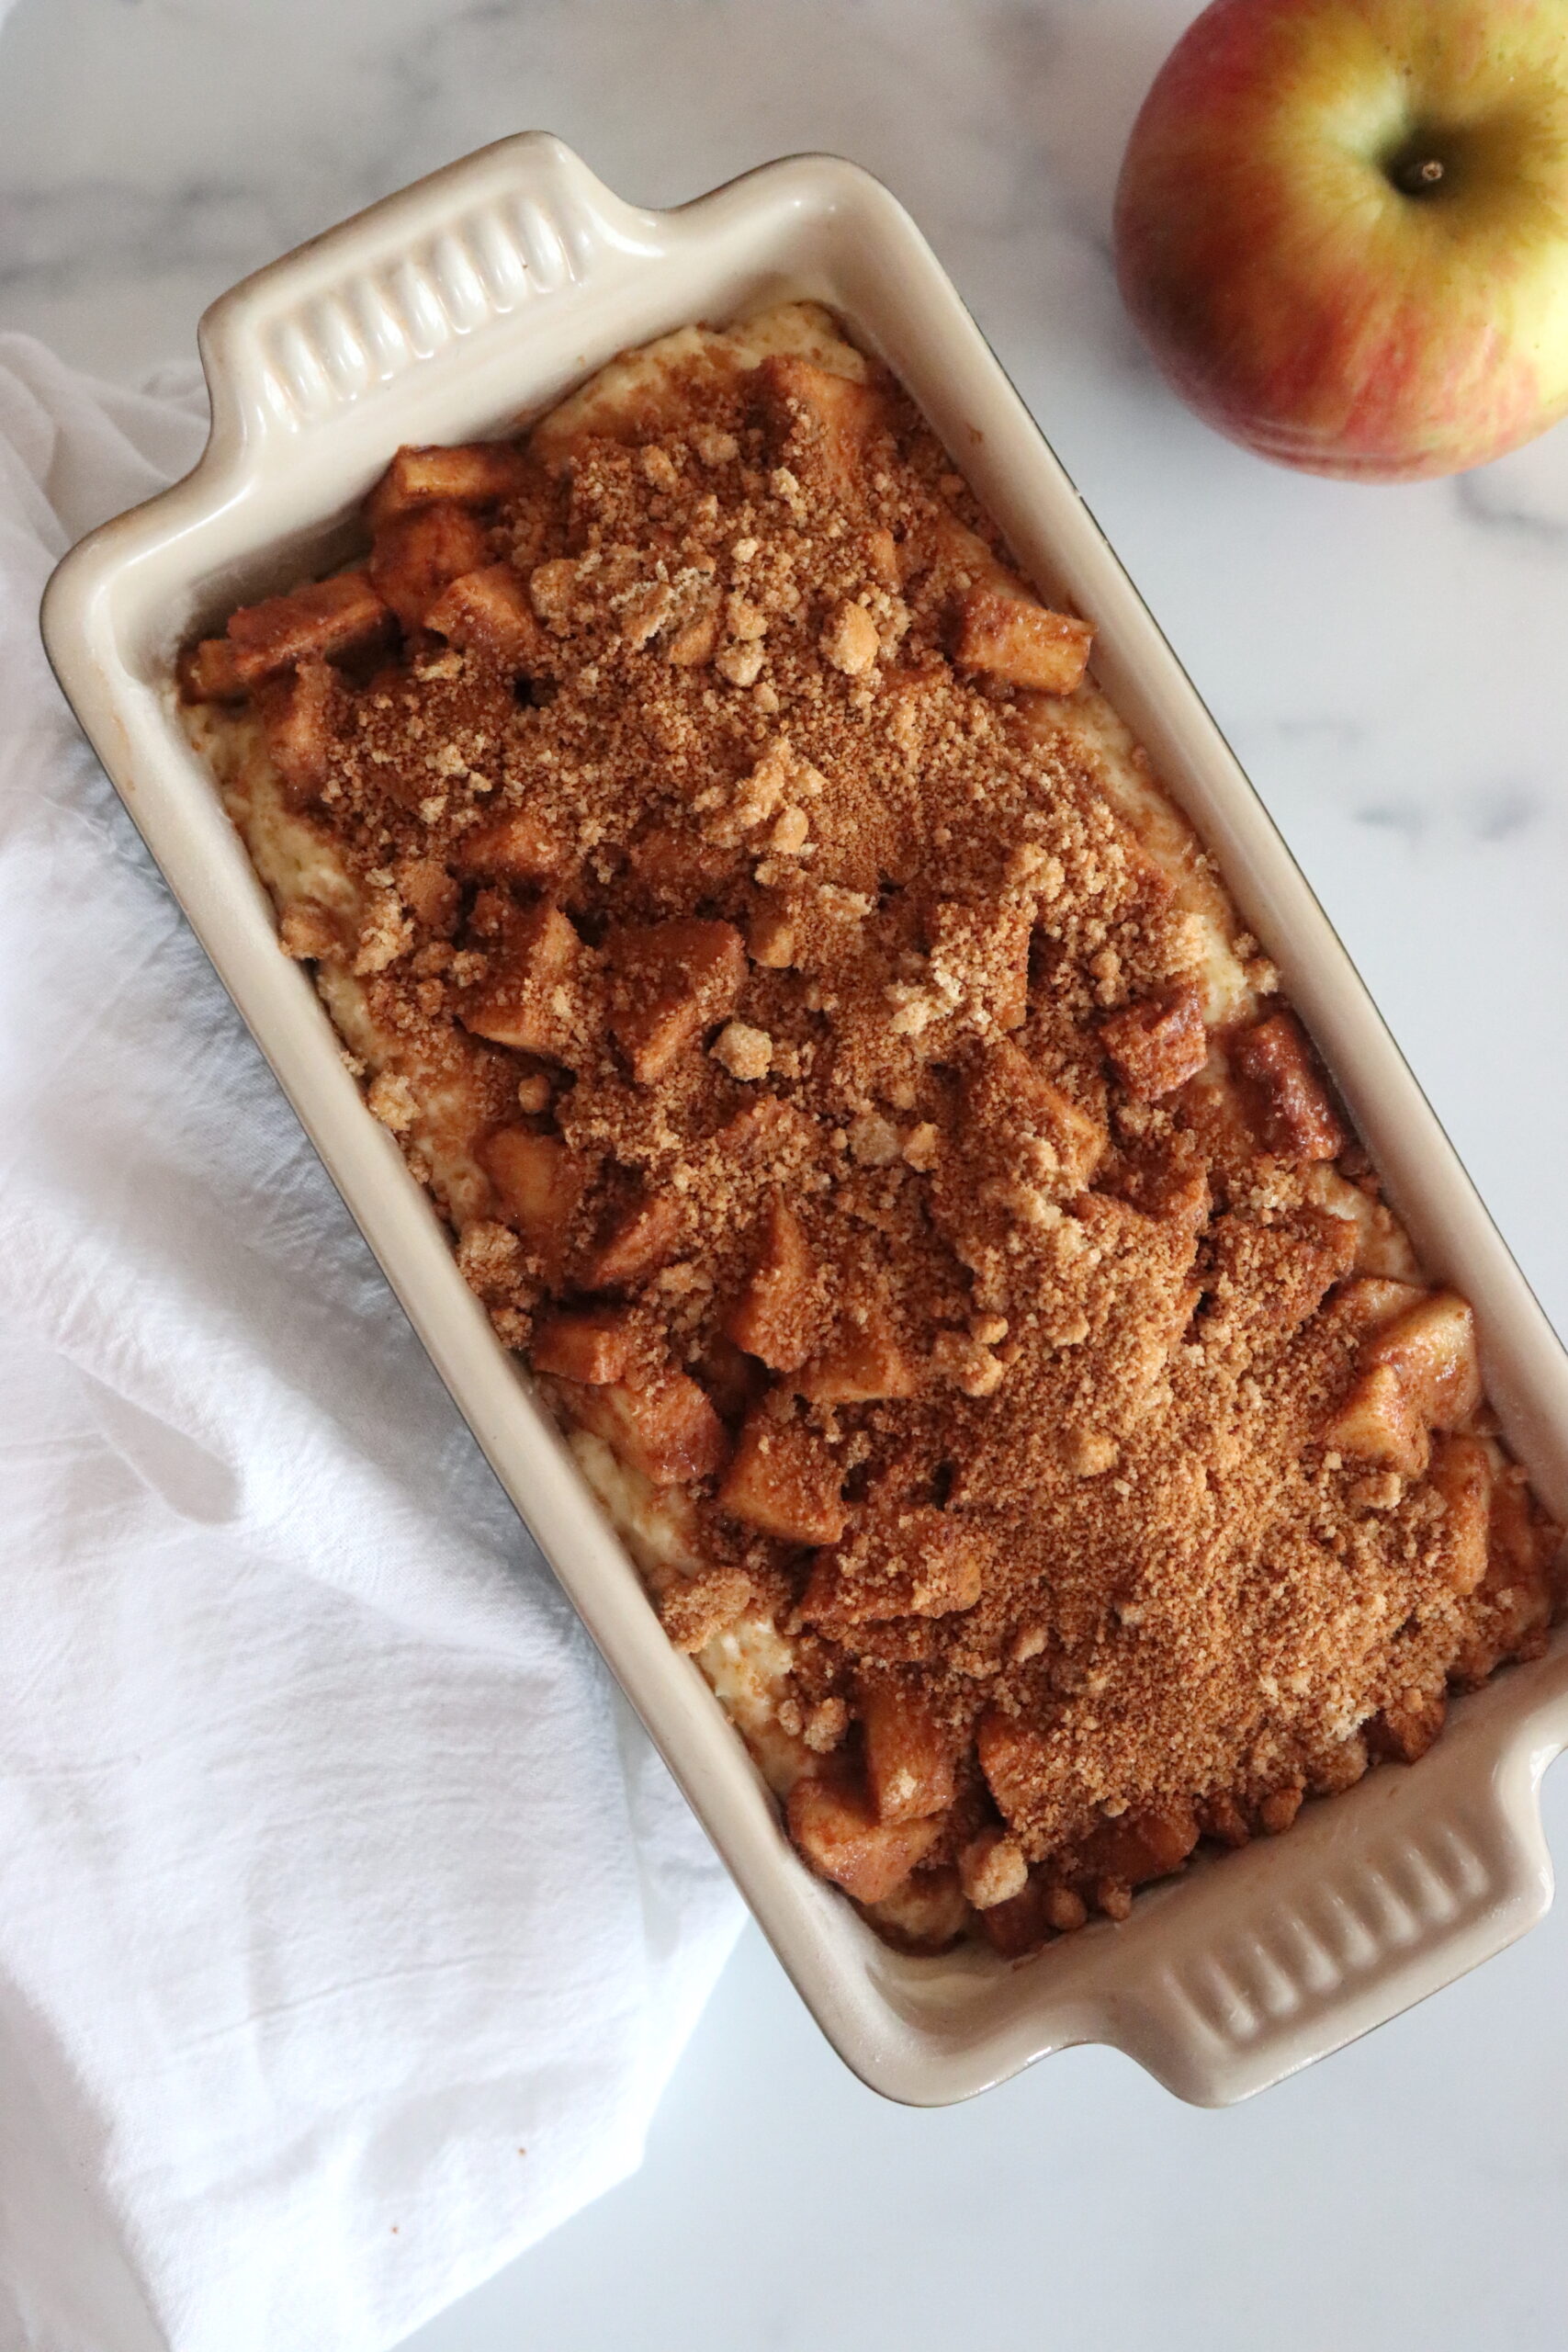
[40,130,1568,2109]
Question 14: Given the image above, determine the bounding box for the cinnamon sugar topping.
[186,301,1562,1960]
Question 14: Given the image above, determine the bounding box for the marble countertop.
[5,2,1565,2346]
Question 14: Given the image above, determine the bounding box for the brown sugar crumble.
[182,301,1562,1960]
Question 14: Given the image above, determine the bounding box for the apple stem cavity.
[1393,153,1447,197]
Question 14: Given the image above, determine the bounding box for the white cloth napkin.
[0,334,743,2352]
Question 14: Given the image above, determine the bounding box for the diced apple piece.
[580,1190,683,1292]
[1335,1274,1428,1337]
[256,656,343,800]
[393,854,459,933]
[479,1127,586,1278]
[1203,1204,1358,1357]
[1100,979,1209,1101]
[756,355,886,499]
[366,439,531,527]
[178,635,244,703]
[460,900,587,1061]
[931,1041,1107,1271]
[953,582,1093,695]
[1367,1290,1482,1430]
[725,1195,819,1372]
[1366,1685,1447,1764]
[976,1710,1050,1834]
[1325,1289,1482,1475]
[369,500,492,629]
[1488,1462,1563,1586]
[1325,1362,1428,1476]
[606,917,747,1084]
[801,1507,987,1626]
[785,1771,942,1905]
[1197,1791,1252,1849]
[1232,1010,1346,1163]
[1427,1432,1492,1596]
[861,1681,956,1825]
[455,808,571,887]
[555,1368,728,1487]
[858,1865,970,1954]
[529,1307,637,1386]
[425,563,550,671]
[1081,1801,1201,1886]
[796,1327,918,1406]
[978,1873,1064,1957]
[796,1308,919,1405]
[716,1405,848,1545]
[626,824,738,906]
[227,571,391,685]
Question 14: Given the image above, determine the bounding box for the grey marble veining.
[4,6,1566,2347]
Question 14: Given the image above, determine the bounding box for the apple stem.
[1394,155,1446,196]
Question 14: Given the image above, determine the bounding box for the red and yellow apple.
[1112,0,1568,480]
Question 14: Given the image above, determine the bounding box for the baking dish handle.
[196,132,670,464]
[1095,1667,1568,2107]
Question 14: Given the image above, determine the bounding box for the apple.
[1112,0,1568,480]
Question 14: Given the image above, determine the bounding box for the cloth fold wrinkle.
[0,330,743,2352]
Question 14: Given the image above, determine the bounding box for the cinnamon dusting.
[183,301,1562,1959]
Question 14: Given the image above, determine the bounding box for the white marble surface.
[5,2,1567,2346]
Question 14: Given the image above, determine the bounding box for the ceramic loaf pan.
[41,134,1568,2108]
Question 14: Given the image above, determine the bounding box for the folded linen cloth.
[0,335,742,2352]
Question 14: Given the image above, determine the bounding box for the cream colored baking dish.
[42,133,1568,2108]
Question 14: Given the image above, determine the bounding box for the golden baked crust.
[181,300,1562,1958]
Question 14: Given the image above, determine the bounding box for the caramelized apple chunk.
[606,917,747,1084]
[755,354,886,500]
[425,563,551,671]
[1080,1800,1201,1886]
[227,571,390,685]
[717,1403,849,1545]
[1100,979,1208,1101]
[460,900,590,1061]
[725,1196,820,1372]
[796,1306,919,1405]
[255,657,344,801]
[1366,1685,1448,1765]
[530,1306,638,1386]
[785,1770,942,1905]
[580,1189,683,1293]
[178,635,244,704]
[555,1368,728,1487]
[369,501,492,629]
[479,1127,587,1281]
[952,582,1093,695]
[367,439,532,527]
[1232,1010,1347,1163]
[860,1679,956,1825]
[1427,1431,1492,1596]
[1324,1288,1482,1475]
[455,808,572,888]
